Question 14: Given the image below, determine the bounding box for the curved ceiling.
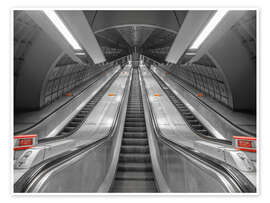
[82,10,187,62]
[95,25,177,62]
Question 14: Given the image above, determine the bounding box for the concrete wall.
[15,31,62,110]
[208,29,256,111]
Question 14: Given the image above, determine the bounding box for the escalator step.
[124,122,146,127]
[125,118,145,122]
[118,162,153,172]
[115,171,154,180]
[72,118,83,122]
[123,132,147,138]
[126,114,145,118]
[122,138,148,145]
[68,122,79,127]
[63,126,74,132]
[192,124,204,130]
[197,129,209,135]
[119,154,151,162]
[121,146,149,153]
[110,180,157,193]
[188,120,200,125]
[124,126,146,132]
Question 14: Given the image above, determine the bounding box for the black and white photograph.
[2,0,270,201]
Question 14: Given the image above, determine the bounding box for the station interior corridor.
[13,10,257,193]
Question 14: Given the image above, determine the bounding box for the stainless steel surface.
[20,65,132,193]
[15,66,120,139]
[139,65,243,193]
[152,64,256,139]
[14,65,131,183]
[140,64,256,180]
[141,65,203,148]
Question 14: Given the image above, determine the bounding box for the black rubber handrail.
[14,67,132,193]
[139,67,256,193]
[14,65,120,135]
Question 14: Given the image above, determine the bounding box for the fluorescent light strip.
[44,10,82,50]
[190,10,228,49]
[75,52,85,55]
[185,52,196,56]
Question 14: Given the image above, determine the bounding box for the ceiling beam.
[26,11,83,64]
[165,11,214,64]
[189,11,247,63]
[58,11,106,64]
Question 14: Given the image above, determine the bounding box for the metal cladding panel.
[58,11,106,64]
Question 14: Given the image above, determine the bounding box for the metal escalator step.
[122,138,148,145]
[63,126,75,132]
[125,117,145,122]
[119,154,151,163]
[72,118,83,122]
[121,146,149,153]
[57,131,70,137]
[124,122,146,127]
[79,110,89,114]
[123,132,147,138]
[126,111,144,115]
[68,122,79,127]
[192,124,204,130]
[82,107,92,111]
[75,113,86,118]
[127,108,144,111]
[118,162,153,172]
[110,180,157,193]
[197,129,209,135]
[183,112,192,116]
[179,109,189,113]
[185,115,195,120]
[188,120,200,125]
[126,113,145,118]
[115,171,154,180]
[124,126,146,132]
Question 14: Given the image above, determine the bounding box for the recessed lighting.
[43,10,82,50]
[185,52,196,56]
[190,10,228,49]
[75,52,86,55]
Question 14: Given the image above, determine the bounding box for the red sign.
[233,136,256,152]
[14,134,37,151]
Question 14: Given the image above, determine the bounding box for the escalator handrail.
[14,67,132,193]
[14,64,121,135]
[143,55,256,137]
[139,66,256,193]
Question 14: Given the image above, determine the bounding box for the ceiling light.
[75,52,86,55]
[190,10,228,49]
[185,52,196,56]
[43,10,82,50]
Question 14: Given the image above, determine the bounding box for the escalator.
[13,65,256,193]
[38,69,122,143]
[148,68,232,145]
[110,67,158,193]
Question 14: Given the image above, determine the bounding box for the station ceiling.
[83,11,188,62]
